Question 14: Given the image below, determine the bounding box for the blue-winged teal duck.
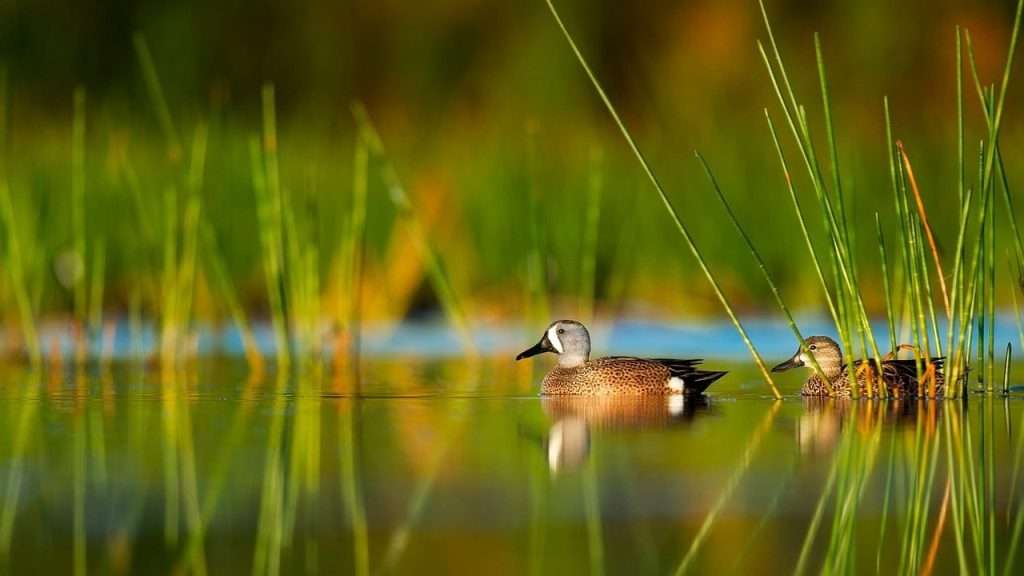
[772,336,947,398]
[516,320,727,396]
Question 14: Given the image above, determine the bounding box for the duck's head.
[772,336,844,379]
[516,320,591,368]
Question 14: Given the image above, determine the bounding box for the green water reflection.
[0,360,1021,574]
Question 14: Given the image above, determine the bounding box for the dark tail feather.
[686,370,727,396]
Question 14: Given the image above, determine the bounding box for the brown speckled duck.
[772,336,947,398]
[516,320,727,396]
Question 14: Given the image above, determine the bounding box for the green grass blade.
[132,33,182,161]
[72,87,87,363]
[674,403,779,575]
[337,133,369,373]
[543,0,780,396]
[579,147,603,322]
[696,153,831,390]
[996,147,1024,271]
[765,111,841,335]
[351,103,478,356]
[876,214,897,352]
[582,454,604,576]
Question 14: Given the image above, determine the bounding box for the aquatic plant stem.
[201,222,264,371]
[673,402,780,575]
[351,103,478,356]
[72,87,87,365]
[0,72,40,367]
[0,180,39,367]
[764,112,839,330]
[339,401,369,576]
[0,375,40,558]
[876,214,897,353]
[336,133,369,381]
[579,146,603,322]
[542,0,780,397]
[582,455,604,576]
[133,34,181,161]
[898,141,950,317]
[259,85,291,368]
[696,153,832,392]
[757,3,883,371]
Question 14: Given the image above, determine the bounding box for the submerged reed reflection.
[0,361,1017,574]
[797,398,943,455]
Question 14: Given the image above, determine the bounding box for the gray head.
[516,320,591,368]
[772,336,844,379]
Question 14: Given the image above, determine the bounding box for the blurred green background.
[1,0,1022,326]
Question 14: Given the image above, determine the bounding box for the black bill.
[516,335,553,360]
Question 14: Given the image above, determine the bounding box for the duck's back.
[856,358,947,398]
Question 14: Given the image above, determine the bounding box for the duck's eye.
[809,345,817,351]
[557,328,565,335]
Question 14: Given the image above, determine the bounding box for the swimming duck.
[772,336,946,398]
[516,320,727,396]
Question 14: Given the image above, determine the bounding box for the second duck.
[773,336,948,398]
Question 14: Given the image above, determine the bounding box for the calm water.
[0,356,1022,575]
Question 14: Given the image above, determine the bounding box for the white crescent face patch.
[547,325,564,354]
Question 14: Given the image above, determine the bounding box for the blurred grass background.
[0,0,1022,328]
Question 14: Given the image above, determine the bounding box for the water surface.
[0,358,1022,574]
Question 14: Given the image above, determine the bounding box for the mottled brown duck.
[772,336,947,398]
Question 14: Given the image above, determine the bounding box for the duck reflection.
[541,395,711,474]
[797,397,943,455]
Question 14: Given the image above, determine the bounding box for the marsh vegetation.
[0,0,1023,573]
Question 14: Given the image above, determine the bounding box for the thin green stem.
[543,0,779,396]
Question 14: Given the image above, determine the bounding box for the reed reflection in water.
[0,360,1020,574]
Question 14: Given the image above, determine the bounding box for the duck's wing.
[851,357,948,394]
[853,357,946,374]
[606,357,727,395]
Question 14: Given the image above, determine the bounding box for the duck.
[515,320,727,396]
[772,336,947,398]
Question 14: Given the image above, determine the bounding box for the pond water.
[0,322,1023,574]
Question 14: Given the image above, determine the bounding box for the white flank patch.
[547,325,564,353]
[668,394,685,416]
[668,376,685,393]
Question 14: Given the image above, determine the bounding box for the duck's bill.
[772,353,805,372]
[516,337,553,360]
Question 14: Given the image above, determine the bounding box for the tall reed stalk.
[0,71,39,367]
[252,85,291,367]
[673,402,780,574]
[578,147,603,322]
[351,103,478,355]
[756,0,1023,397]
[339,399,369,576]
[543,0,781,398]
[757,1,884,387]
[697,154,832,391]
[335,129,369,381]
[133,34,181,161]
[71,87,87,364]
